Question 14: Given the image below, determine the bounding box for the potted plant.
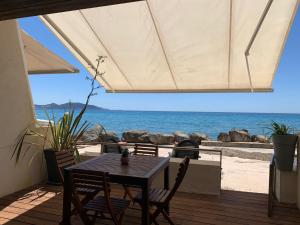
[268,121,298,171]
[12,56,105,184]
[43,109,90,184]
[121,148,129,165]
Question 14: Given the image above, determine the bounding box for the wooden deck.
[0,185,299,225]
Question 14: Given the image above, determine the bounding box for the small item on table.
[121,148,129,165]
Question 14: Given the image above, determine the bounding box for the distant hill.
[35,102,109,111]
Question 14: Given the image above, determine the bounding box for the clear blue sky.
[19,8,300,113]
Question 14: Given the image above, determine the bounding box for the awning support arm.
[79,11,134,90]
[41,15,115,92]
[145,0,178,89]
[244,0,273,92]
[227,0,233,88]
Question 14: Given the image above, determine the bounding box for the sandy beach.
[78,144,271,194]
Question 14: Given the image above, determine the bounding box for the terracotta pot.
[121,156,129,165]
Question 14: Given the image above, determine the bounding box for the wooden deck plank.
[0,184,299,225]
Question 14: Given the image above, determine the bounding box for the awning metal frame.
[106,88,273,93]
[41,15,115,91]
[40,0,299,94]
[79,10,134,90]
[146,0,178,90]
[244,0,274,92]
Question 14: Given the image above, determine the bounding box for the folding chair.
[71,169,130,225]
[134,157,190,225]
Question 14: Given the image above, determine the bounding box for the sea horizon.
[34,103,300,115]
[35,109,300,140]
[105,109,300,115]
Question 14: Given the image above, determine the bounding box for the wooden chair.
[134,157,190,225]
[123,144,159,200]
[55,150,76,183]
[133,144,158,157]
[71,169,130,225]
[54,151,99,214]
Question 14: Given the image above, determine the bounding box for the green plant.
[12,56,106,164]
[268,121,291,136]
[121,148,129,157]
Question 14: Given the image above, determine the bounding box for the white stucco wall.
[0,20,47,197]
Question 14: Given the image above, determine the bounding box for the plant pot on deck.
[272,134,298,171]
[44,149,61,185]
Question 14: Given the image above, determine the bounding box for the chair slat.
[56,156,75,164]
[58,160,75,168]
[133,144,158,157]
[56,153,72,159]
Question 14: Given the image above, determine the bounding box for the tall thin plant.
[12,56,106,164]
[267,121,292,136]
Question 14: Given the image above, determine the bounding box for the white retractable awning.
[40,0,298,92]
[21,30,79,75]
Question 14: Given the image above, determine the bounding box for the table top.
[68,153,169,180]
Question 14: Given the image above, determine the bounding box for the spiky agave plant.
[12,56,106,164]
[268,121,291,136]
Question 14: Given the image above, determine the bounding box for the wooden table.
[61,153,170,225]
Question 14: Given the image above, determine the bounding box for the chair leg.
[82,192,97,205]
[162,209,175,225]
[123,185,134,201]
[91,211,98,225]
[150,208,161,225]
[79,210,93,225]
[118,210,127,225]
[71,192,97,215]
[151,215,160,225]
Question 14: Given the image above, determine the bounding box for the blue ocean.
[35,109,300,140]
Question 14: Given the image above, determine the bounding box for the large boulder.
[251,135,270,143]
[229,130,251,142]
[189,132,209,144]
[122,130,149,143]
[217,132,231,142]
[80,124,107,143]
[99,131,119,142]
[174,131,189,143]
[147,133,175,145]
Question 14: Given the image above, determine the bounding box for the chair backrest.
[173,140,199,159]
[165,157,190,203]
[55,150,76,183]
[71,169,116,220]
[133,144,158,157]
[71,169,110,194]
[102,139,122,154]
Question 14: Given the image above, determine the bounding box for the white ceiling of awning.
[40,0,298,92]
[21,30,79,75]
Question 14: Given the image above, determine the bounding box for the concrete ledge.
[276,168,298,204]
[152,158,221,196]
[202,141,273,149]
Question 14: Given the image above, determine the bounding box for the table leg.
[164,166,170,214]
[61,169,72,225]
[141,180,150,225]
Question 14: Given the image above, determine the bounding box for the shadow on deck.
[0,185,299,225]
